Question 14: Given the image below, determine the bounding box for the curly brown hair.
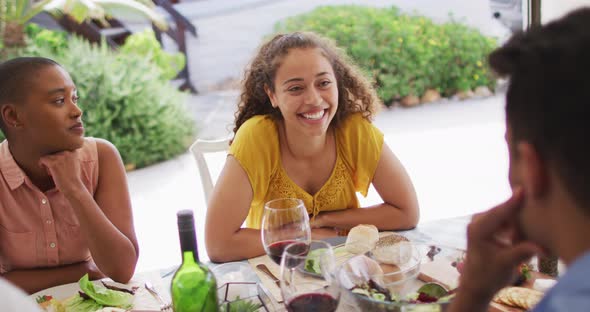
[233,32,380,137]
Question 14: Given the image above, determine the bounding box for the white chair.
[189,136,231,203]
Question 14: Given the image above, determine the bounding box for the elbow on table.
[208,252,235,264]
[402,211,420,230]
[107,266,135,284]
[405,211,419,229]
[117,249,139,283]
[206,240,245,263]
[388,206,419,231]
[400,200,420,229]
[206,247,234,264]
[101,255,138,284]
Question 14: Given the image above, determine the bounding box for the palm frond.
[21,0,57,23]
[44,0,167,30]
[94,0,167,30]
[15,0,29,21]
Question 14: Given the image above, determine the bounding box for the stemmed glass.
[261,198,311,265]
[280,240,340,312]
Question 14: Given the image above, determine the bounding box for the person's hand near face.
[39,150,85,196]
[449,188,541,312]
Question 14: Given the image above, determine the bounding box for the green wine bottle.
[171,210,218,312]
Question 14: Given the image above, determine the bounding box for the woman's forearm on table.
[206,228,265,263]
[1,260,105,294]
[317,203,418,230]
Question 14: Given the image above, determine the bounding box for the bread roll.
[372,234,412,266]
[345,224,379,254]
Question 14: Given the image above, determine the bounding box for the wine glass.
[261,198,311,265]
[280,240,340,312]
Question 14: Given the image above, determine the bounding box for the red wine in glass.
[287,293,338,312]
[267,240,308,265]
[261,198,311,266]
[280,240,340,312]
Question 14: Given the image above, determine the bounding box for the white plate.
[211,262,258,286]
[30,280,93,301]
[29,276,163,310]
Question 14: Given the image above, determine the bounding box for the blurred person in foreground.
[205,32,419,262]
[0,277,42,311]
[449,8,590,312]
[0,57,139,294]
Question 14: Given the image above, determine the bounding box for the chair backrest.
[189,136,231,203]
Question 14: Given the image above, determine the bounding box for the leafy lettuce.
[62,295,103,312]
[78,274,133,309]
[43,274,134,312]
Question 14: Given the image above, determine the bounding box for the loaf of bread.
[345,224,379,254]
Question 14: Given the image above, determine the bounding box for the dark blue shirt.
[533,251,590,312]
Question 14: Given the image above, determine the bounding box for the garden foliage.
[275,5,497,105]
[6,25,195,169]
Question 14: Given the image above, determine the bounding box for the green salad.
[304,248,325,274]
[351,280,455,306]
[38,274,134,312]
[219,296,263,312]
[304,246,348,275]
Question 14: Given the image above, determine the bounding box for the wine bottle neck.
[178,229,199,262]
[182,250,198,264]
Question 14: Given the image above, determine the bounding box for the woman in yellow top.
[205,32,419,262]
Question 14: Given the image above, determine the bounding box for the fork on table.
[144,281,172,311]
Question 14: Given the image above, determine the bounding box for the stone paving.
[126,0,514,271]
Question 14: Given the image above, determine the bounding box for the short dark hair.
[0,57,60,133]
[489,8,590,210]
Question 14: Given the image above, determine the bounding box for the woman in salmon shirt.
[205,32,419,262]
[0,57,139,293]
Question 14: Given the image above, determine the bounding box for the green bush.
[25,24,68,55]
[14,28,195,169]
[275,5,497,105]
[120,29,185,81]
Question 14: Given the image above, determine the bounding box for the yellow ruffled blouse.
[229,113,384,229]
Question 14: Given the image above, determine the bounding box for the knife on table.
[256,264,281,288]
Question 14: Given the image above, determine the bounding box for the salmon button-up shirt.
[0,139,98,273]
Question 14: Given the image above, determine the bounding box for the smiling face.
[16,65,84,154]
[265,47,338,138]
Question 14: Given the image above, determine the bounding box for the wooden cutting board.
[418,257,460,290]
[417,257,554,312]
